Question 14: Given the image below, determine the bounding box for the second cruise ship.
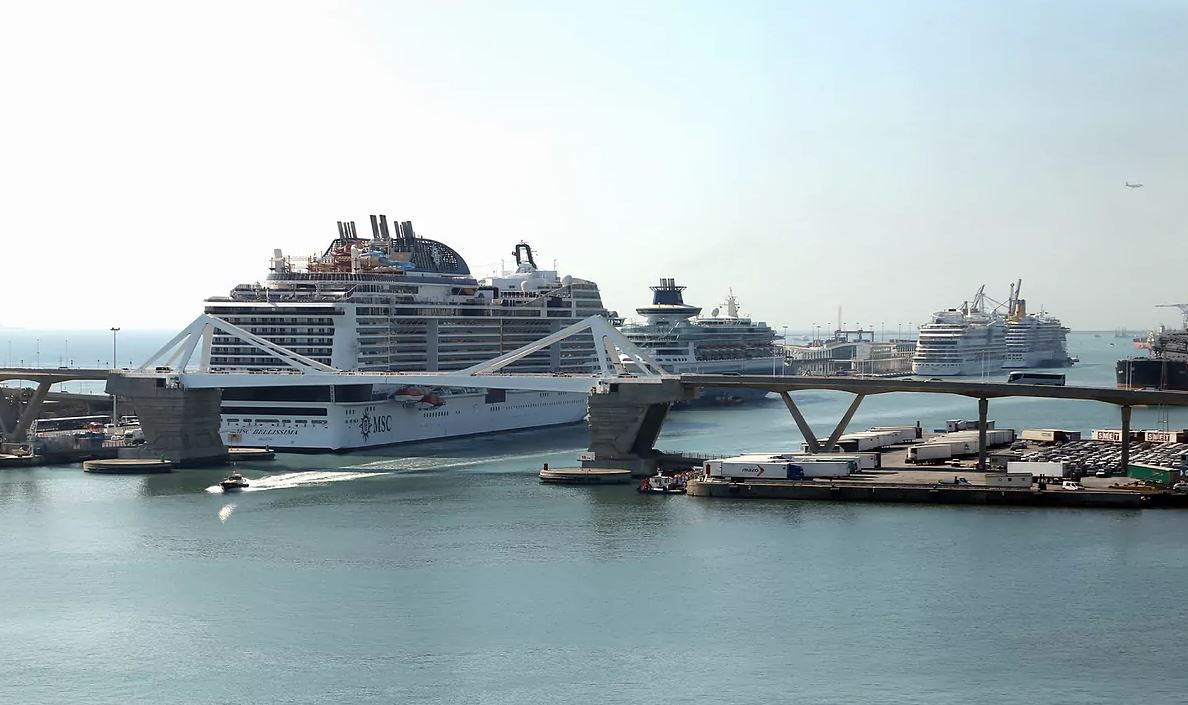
[203,215,611,451]
[912,285,1007,376]
[619,278,781,402]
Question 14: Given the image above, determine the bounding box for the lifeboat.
[391,386,426,402]
[415,393,446,410]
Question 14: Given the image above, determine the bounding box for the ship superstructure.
[1003,280,1072,369]
[1117,304,1188,391]
[619,279,780,402]
[912,285,1007,376]
[202,215,610,450]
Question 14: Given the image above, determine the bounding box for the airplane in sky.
[1125,181,1144,188]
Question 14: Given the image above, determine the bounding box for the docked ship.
[1003,280,1073,368]
[1116,306,1188,391]
[912,285,1007,376]
[619,279,780,402]
[203,215,611,450]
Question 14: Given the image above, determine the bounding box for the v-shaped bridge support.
[137,314,338,373]
[460,315,669,378]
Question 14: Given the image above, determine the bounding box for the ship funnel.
[336,221,345,238]
[378,214,391,239]
[369,215,380,239]
[401,221,417,242]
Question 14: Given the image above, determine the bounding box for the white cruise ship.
[203,215,610,450]
[1003,281,1072,369]
[912,285,1007,376]
[619,279,780,402]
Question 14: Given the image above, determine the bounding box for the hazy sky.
[2,0,1185,331]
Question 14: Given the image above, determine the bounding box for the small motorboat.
[220,472,250,492]
[638,473,687,495]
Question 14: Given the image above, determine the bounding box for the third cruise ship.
[1003,279,1073,368]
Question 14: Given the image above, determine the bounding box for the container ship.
[202,215,611,450]
[618,278,781,403]
[1116,305,1188,391]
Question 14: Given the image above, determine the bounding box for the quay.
[685,475,1187,509]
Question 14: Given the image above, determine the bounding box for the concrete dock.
[685,476,1185,508]
[539,466,633,484]
[83,458,174,474]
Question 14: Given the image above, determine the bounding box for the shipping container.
[866,426,920,444]
[945,419,995,432]
[706,455,856,479]
[1021,429,1082,443]
[907,445,952,463]
[1007,461,1067,478]
[1092,429,1143,443]
[1127,463,1182,485]
[1142,430,1188,444]
[786,452,880,470]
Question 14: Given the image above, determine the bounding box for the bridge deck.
[674,374,1188,407]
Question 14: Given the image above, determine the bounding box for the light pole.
[35,338,40,368]
[110,327,120,422]
[781,325,788,376]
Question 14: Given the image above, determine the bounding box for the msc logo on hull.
[358,407,393,442]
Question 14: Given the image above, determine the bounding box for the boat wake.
[204,470,388,494]
[348,447,583,473]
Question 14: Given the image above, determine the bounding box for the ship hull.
[219,389,589,451]
[1115,358,1188,391]
[1003,353,1074,369]
[912,355,1006,376]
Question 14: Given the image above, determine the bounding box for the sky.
[1,0,1185,332]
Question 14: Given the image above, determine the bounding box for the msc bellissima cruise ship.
[203,215,609,450]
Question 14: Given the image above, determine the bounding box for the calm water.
[3,332,1187,703]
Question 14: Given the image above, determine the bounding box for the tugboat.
[220,472,250,492]
[638,472,689,495]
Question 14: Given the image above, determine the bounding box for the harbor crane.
[1155,304,1188,327]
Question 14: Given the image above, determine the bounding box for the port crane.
[1155,304,1188,328]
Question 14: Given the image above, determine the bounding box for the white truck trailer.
[1006,460,1068,479]
[906,444,952,464]
[705,455,856,480]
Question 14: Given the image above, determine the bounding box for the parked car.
[1061,481,1085,491]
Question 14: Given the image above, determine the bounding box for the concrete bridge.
[0,368,112,442]
[5,314,1188,471]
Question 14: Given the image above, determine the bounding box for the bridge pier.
[6,381,52,442]
[778,391,866,453]
[1120,404,1131,472]
[977,397,989,471]
[585,380,694,476]
[105,374,228,467]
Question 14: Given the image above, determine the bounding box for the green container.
[1127,463,1180,485]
